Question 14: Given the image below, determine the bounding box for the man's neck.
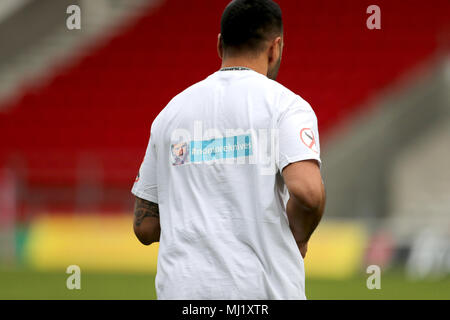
[221,57,268,77]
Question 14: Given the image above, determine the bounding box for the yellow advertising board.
[25,215,366,279]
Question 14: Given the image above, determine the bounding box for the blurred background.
[0,0,449,299]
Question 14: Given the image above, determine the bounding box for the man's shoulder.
[150,77,211,129]
[269,79,298,99]
[264,79,314,116]
[175,74,216,98]
[251,76,309,106]
[162,76,211,111]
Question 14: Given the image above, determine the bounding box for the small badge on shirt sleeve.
[300,128,319,154]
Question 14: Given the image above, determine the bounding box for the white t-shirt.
[132,69,321,300]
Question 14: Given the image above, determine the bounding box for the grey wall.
[321,57,449,232]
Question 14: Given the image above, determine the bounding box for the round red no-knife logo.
[300,128,319,154]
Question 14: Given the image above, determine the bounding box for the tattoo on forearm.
[134,197,159,227]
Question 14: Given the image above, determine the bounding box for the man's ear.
[268,36,282,64]
[217,33,224,60]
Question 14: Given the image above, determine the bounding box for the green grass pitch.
[1,268,449,300]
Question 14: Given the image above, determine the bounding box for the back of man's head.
[221,0,283,57]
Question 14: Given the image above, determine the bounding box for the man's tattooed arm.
[133,197,160,245]
[134,197,159,227]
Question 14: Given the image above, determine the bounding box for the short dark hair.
[220,0,283,56]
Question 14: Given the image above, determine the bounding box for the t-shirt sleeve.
[277,95,322,174]
[131,125,158,203]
